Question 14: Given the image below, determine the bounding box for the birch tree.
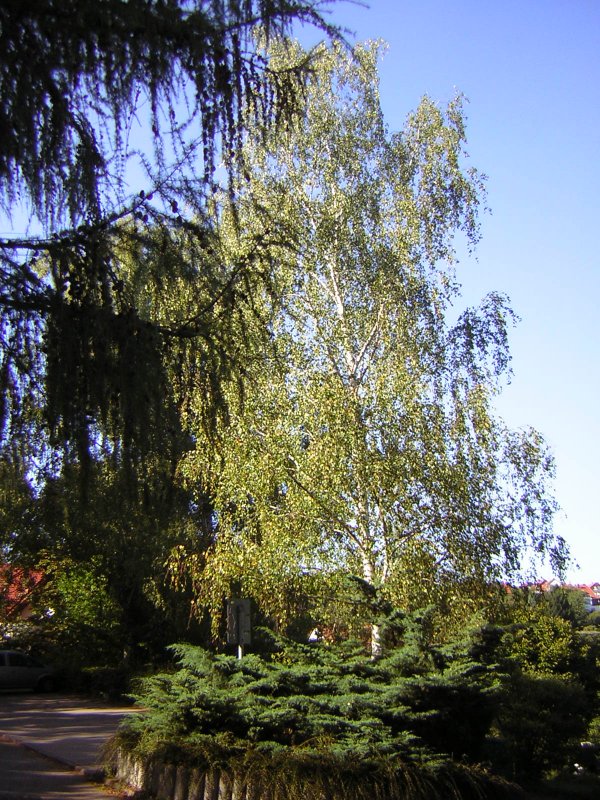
[176,42,565,651]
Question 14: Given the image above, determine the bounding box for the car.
[0,649,55,692]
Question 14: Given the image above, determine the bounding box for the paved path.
[0,694,136,799]
[0,740,118,800]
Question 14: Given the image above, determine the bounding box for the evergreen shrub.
[114,614,517,799]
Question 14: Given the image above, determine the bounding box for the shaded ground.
[0,693,135,799]
[523,773,600,800]
[0,739,117,800]
[0,694,133,773]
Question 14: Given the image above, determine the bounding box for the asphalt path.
[0,693,135,799]
[0,740,116,800]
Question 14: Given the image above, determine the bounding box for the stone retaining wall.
[111,749,269,800]
[109,746,516,800]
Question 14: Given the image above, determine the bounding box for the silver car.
[0,650,55,692]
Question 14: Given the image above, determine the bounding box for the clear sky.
[320,0,600,581]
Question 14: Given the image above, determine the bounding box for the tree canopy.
[171,41,566,646]
[0,7,569,664]
[0,0,341,474]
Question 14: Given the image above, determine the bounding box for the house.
[0,564,45,620]
[527,577,561,594]
[573,584,600,613]
[520,579,600,613]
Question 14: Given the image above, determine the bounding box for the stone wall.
[109,745,518,800]
[111,749,269,800]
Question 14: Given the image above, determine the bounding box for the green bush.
[110,605,600,791]
[585,611,600,628]
[114,615,517,798]
[492,673,591,780]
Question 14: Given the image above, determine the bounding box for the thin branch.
[277,451,364,550]
[353,303,384,381]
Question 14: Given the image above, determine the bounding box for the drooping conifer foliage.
[0,0,340,473]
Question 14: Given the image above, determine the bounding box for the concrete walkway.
[0,739,118,800]
[0,694,136,799]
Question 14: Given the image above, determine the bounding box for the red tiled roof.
[573,584,600,599]
[0,564,45,618]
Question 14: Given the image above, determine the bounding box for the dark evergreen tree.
[0,0,341,473]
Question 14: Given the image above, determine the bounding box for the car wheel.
[36,676,55,693]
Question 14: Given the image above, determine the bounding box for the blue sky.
[321,0,599,581]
